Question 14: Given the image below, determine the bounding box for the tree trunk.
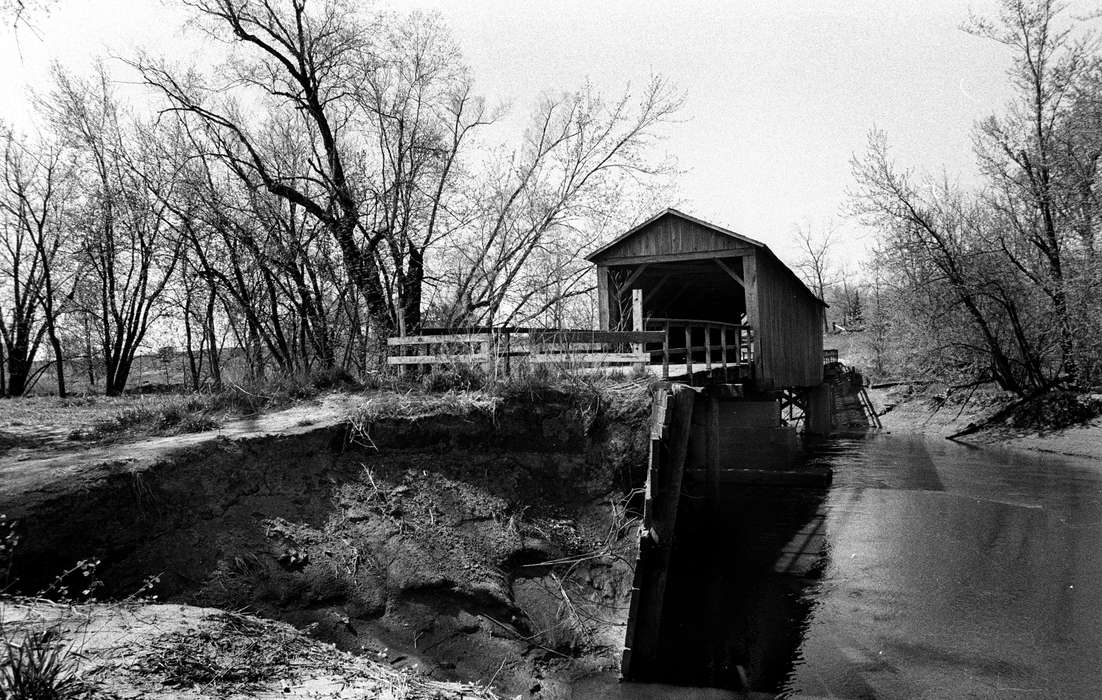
[84,316,96,390]
[206,291,222,390]
[398,248,424,336]
[48,330,66,398]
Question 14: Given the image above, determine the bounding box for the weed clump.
[70,396,222,442]
[0,627,89,700]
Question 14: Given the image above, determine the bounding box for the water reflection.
[783,434,1102,699]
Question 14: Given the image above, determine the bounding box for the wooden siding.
[750,251,824,388]
[591,214,755,263]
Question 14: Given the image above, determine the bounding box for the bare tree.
[967,0,1098,384]
[135,0,396,352]
[853,131,1051,395]
[790,221,836,332]
[46,65,186,396]
[435,77,683,328]
[0,129,74,396]
[355,11,494,335]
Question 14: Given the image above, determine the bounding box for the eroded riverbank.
[0,386,652,699]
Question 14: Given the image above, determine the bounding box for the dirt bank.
[870,384,1102,462]
[0,385,652,699]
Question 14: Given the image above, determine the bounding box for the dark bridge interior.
[609,257,748,325]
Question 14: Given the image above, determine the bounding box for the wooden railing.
[645,318,754,382]
[386,317,755,384]
[386,327,665,373]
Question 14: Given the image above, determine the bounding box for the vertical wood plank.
[596,265,610,331]
[703,323,712,375]
[707,394,720,506]
[720,326,728,382]
[743,253,760,384]
[632,288,644,372]
[621,385,695,679]
[684,325,693,385]
[662,320,670,380]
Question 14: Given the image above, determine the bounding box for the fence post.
[481,336,493,374]
[704,323,712,375]
[720,326,728,382]
[662,320,670,380]
[632,289,644,374]
[684,325,693,385]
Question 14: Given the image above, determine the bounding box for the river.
[781,433,1102,698]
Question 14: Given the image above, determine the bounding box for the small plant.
[37,559,102,603]
[0,626,87,700]
[177,414,219,433]
[419,365,487,392]
[0,515,17,592]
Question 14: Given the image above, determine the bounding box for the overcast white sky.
[0,0,1020,264]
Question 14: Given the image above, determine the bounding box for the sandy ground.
[0,597,496,699]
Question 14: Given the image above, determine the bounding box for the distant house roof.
[586,208,827,306]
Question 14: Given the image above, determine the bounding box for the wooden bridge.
[388,210,853,690]
[390,209,826,393]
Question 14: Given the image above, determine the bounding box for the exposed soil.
[0,385,652,699]
[869,383,1102,462]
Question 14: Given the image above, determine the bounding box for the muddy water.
[781,434,1102,699]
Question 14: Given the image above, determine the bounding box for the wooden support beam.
[597,248,755,266]
[684,325,693,384]
[622,385,696,680]
[642,274,672,305]
[704,324,712,373]
[662,320,670,380]
[622,264,650,291]
[706,394,720,507]
[714,257,745,288]
[632,289,644,373]
[743,254,760,381]
[720,326,728,382]
[597,266,610,330]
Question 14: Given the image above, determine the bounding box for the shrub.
[418,365,487,393]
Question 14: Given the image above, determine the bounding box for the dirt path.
[0,396,350,506]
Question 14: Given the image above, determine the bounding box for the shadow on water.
[604,431,1102,698]
[647,475,831,693]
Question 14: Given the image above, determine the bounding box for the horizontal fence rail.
[387,321,754,383]
[386,328,665,373]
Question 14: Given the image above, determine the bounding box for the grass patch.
[0,626,89,700]
[346,391,500,435]
[70,396,222,442]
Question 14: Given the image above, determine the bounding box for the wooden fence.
[387,322,755,382]
[387,289,755,382]
[386,328,664,374]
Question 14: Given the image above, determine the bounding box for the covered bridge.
[587,209,826,391]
